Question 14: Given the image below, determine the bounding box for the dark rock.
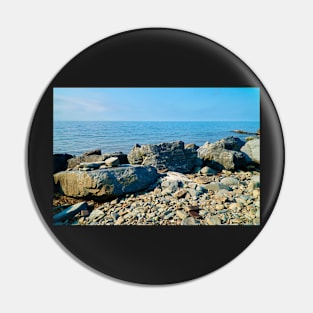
[127,141,198,173]
[54,165,159,201]
[53,153,73,174]
[221,136,245,151]
[83,149,101,156]
[53,202,87,223]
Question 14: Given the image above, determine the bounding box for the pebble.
[220,177,239,186]
[215,204,225,210]
[55,169,261,226]
[173,189,188,198]
[181,217,197,225]
[253,189,260,198]
[206,216,221,225]
[176,210,188,219]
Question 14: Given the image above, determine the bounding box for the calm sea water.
[53,121,259,155]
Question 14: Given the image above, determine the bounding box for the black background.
[28,28,284,284]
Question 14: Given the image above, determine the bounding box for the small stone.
[181,217,197,225]
[173,189,188,198]
[110,198,119,205]
[176,210,188,219]
[253,217,260,225]
[215,204,225,210]
[200,166,217,175]
[229,203,241,210]
[88,209,105,222]
[111,212,119,220]
[220,177,239,186]
[203,182,231,192]
[80,209,89,217]
[206,216,221,225]
[253,189,260,197]
[194,176,211,184]
[164,212,174,220]
[255,208,260,218]
[115,217,124,225]
[154,187,162,194]
[189,210,200,218]
[222,170,232,176]
[187,188,202,197]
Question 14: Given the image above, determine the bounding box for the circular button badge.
[28,28,284,284]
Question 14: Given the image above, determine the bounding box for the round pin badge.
[28,28,284,284]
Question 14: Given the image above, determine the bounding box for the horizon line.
[54,120,260,122]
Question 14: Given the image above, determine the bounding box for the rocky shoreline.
[53,135,260,226]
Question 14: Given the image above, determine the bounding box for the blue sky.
[53,87,260,122]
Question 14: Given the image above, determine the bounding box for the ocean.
[53,121,259,155]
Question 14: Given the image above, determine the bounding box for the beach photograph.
[53,87,260,226]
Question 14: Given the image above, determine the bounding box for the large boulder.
[127,141,198,173]
[198,140,247,171]
[240,139,260,164]
[54,165,159,200]
[67,152,128,169]
[53,153,73,173]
